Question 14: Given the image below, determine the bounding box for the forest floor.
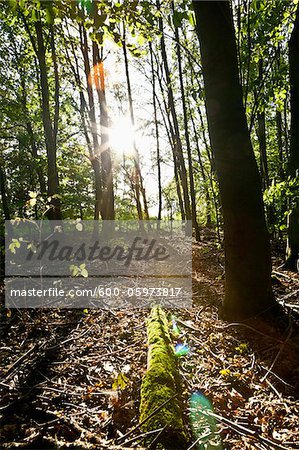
[1,234,299,450]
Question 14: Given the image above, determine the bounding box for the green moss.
[139,306,187,449]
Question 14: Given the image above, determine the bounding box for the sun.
[109,116,135,156]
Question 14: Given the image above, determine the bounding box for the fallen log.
[139,306,188,449]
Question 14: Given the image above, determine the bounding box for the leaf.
[137,34,145,46]
[173,10,188,28]
[188,11,195,26]
[76,223,83,231]
[112,372,129,391]
[81,268,88,278]
[219,369,231,377]
[28,198,37,207]
[27,243,37,253]
[9,243,16,254]
[46,6,55,25]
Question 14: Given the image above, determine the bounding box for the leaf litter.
[0,236,298,449]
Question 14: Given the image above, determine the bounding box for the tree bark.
[122,28,149,222]
[285,3,299,271]
[193,1,274,317]
[154,60,185,220]
[156,94,185,220]
[157,0,191,222]
[34,19,61,220]
[0,167,10,220]
[92,41,115,221]
[173,2,200,241]
[79,24,103,221]
[276,110,285,179]
[149,42,162,223]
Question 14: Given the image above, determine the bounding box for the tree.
[33,14,62,220]
[157,0,191,223]
[192,0,275,317]
[285,3,299,271]
[172,1,200,241]
[0,166,10,221]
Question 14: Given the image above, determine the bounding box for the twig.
[214,323,284,343]
[187,432,213,450]
[260,326,293,382]
[259,364,293,387]
[272,270,293,279]
[122,427,164,446]
[198,409,289,450]
[148,424,167,448]
[116,394,177,443]
[2,344,38,380]
[279,289,299,302]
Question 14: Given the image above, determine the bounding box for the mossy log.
[139,306,188,449]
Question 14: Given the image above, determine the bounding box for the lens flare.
[109,116,135,156]
[171,315,180,337]
[175,343,189,356]
[189,392,223,449]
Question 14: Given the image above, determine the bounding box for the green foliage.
[70,263,88,278]
[264,177,299,231]
[112,371,129,390]
[8,238,21,254]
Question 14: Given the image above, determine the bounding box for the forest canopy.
[1,0,298,310]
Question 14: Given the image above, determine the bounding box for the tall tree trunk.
[155,89,185,220]
[10,31,47,195]
[193,1,274,317]
[149,42,162,223]
[122,28,149,221]
[257,111,269,190]
[79,24,102,221]
[285,4,299,271]
[34,19,61,220]
[255,60,274,230]
[189,108,213,228]
[157,0,191,222]
[92,42,115,220]
[154,60,186,220]
[0,167,10,220]
[186,57,221,234]
[275,46,285,180]
[276,110,285,179]
[173,3,200,241]
[257,106,275,230]
[256,61,269,190]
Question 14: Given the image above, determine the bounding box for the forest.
[0,0,299,449]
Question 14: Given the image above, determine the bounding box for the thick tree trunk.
[193,1,274,317]
[285,4,299,271]
[35,19,61,220]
